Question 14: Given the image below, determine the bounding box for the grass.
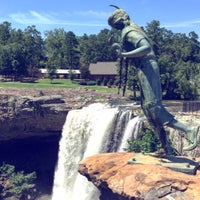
[0,78,120,93]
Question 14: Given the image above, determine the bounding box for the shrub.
[0,163,37,199]
[125,126,161,153]
[79,79,87,85]
[108,79,114,86]
[39,90,44,96]
[69,71,75,81]
[96,79,101,86]
[86,81,96,86]
[103,77,109,86]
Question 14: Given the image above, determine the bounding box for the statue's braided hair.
[108,5,130,27]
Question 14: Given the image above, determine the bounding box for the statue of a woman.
[108,7,199,154]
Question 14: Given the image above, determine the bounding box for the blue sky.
[1,0,200,38]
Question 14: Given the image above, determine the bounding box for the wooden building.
[89,62,117,81]
[40,69,81,79]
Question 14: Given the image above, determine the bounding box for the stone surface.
[79,152,200,200]
[0,95,68,141]
[167,114,200,158]
[0,88,124,141]
[128,153,199,175]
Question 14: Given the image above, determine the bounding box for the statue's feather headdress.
[108,5,129,27]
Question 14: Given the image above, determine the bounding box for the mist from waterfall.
[51,103,143,200]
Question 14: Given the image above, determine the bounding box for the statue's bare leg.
[155,126,176,155]
[183,126,199,151]
[168,119,199,151]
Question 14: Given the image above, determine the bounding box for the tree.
[23,26,45,78]
[0,21,11,45]
[0,43,26,80]
[79,34,99,64]
[45,29,68,69]
[78,29,117,66]
[145,21,200,100]
[45,29,80,70]
[0,163,36,199]
[96,29,117,62]
[127,64,139,99]
[65,31,80,69]
[79,63,90,79]
[78,34,91,67]
[0,23,44,80]
[47,65,57,83]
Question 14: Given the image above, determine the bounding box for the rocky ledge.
[79,152,200,200]
[0,87,126,141]
[0,94,68,141]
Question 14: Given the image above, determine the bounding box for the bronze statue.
[108,6,199,154]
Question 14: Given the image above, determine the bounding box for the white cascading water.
[118,115,145,152]
[52,103,143,200]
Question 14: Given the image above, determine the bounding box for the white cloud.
[9,11,52,24]
[8,10,107,27]
[29,11,53,24]
[74,10,108,19]
[163,18,200,28]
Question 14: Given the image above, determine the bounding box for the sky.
[1,0,200,38]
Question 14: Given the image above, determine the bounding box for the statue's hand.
[112,43,122,57]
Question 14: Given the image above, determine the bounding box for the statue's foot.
[148,148,167,158]
[127,158,137,164]
[183,126,199,151]
[164,145,180,156]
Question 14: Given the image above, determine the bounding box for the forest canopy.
[0,20,199,100]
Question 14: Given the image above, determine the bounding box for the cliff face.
[0,88,199,199]
[79,152,200,200]
[0,87,129,141]
[0,95,69,141]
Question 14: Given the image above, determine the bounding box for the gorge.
[0,88,200,199]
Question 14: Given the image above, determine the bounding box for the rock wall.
[167,113,200,157]
[0,95,69,141]
[0,87,125,141]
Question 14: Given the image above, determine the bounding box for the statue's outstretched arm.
[121,39,151,58]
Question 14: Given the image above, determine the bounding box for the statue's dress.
[121,22,174,127]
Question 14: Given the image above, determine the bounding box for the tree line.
[0,20,199,100]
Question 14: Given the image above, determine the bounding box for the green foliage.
[145,21,200,100]
[86,80,96,86]
[108,78,114,86]
[47,65,57,83]
[39,90,44,96]
[103,77,109,86]
[0,162,15,175]
[96,78,101,86]
[0,163,36,199]
[78,29,117,65]
[69,70,75,81]
[44,29,80,70]
[125,126,161,153]
[0,23,45,80]
[0,20,199,100]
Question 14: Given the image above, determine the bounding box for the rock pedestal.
[128,153,199,175]
[79,152,200,200]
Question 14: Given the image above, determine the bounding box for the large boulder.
[79,152,200,200]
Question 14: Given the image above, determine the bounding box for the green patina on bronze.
[127,153,199,175]
[108,6,199,155]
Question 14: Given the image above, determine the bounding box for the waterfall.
[52,103,142,200]
[118,115,145,152]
